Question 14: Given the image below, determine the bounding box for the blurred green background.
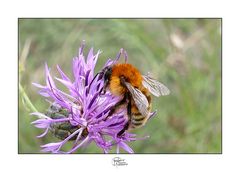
[19,18,221,153]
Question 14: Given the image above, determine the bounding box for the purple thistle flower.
[32,41,155,154]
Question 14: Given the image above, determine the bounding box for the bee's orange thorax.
[109,63,142,96]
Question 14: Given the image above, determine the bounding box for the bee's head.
[88,65,113,95]
[102,66,112,82]
[99,66,113,95]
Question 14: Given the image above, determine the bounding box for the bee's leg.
[99,80,108,95]
[105,93,128,120]
[117,94,131,137]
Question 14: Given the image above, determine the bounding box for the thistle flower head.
[32,42,154,153]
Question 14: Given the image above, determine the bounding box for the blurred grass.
[18,18,221,153]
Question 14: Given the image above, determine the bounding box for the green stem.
[19,83,38,112]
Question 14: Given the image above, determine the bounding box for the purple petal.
[30,112,50,119]
[37,127,49,138]
[67,136,89,153]
[119,141,134,154]
[55,77,74,91]
[32,82,46,89]
[116,144,120,154]
[87,47,94,63]
[31,118,51,128]
[57,65,71,82]
[41,141,63,153]
[45,63,56,89]
[79,40,85,56]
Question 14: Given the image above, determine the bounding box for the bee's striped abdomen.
[129,89,152,129]
[130,113,146,128]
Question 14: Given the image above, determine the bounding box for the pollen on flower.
[31,41,153,154]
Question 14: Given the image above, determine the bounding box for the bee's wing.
[142,75,170,97]
[125,82,149,117]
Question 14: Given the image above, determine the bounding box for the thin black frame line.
[18,17,222,19]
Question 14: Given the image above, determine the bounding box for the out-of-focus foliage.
[19,19,221,153]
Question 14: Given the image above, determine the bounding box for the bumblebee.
[100,50,170,136]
